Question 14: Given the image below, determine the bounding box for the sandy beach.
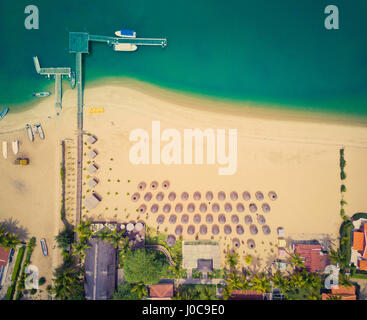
[1,80,367,281]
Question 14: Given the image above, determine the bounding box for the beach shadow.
[0,217,29,241]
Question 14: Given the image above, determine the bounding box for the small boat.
[70,71,76,89]
[115,29,136,38]
[113,43,138,52]
[26,124,34,142]
[32,92,50,98]
[2,141,7,159]
[35,123,45,140]
[0,107,9,121]
[40,238,48,256]
[12,141,19,155]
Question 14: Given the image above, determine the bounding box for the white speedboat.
[32,92,50,98]
[12,141,19,155]
[35,123,45,140]
[113,43,138,52]
[2,141,7,159]
[26,124,34,142]
[115,29,136,38]
[40,238,48,256]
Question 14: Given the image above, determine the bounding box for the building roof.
[149,284,174,299]
[84,238,117,300]
[293,242,329,273]
[87,164,98,173]
[353,231,365,252]
[86,150,97,159]
[0,247,10,267]
[228,290,264,300]
[358,260,367,271]
[87,135,97,144]
[85,193,101,210]
[88,178,98,188]
[322,285,357,300]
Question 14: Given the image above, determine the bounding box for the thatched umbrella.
[218,191,226,201]
[242,191,251,201]
[231,215,239,224]
[206,191,213,201]
[230,191,238,201]
[218,214,226,224]
[236,225,244,235]
[168,192,176,201]
[257,215,266,225]
[247,239,256,249]
[137,182,146,191]
[224,225,232,234]
[169,214,177,224]
[212,224,219,235]
[162,180,170,190]
[193,214,201,224]
[163,203,171,213]
[156,192,164,201]
[255,191,264,201]
[131,192,140,202]
[232,238,240,248]
[193,191,201,201]
[138,204,147,214]
[199,203,207,213]
[144,192,152,201]
[224,203,232,212]
[175,225,183,236]
[206,214,214,224]
[262,203,271,213]
[200,225,207,235]
[181,214,189,224]
[187,203,195,213]
[268,191,278,201]
[249,203,257,213]
[250,224,258,235]
[175,203,183,213]
[156,215,165,224]
[181,192,189,201]
[244,215,253,225]
[212,203,220,213]
[150,181,159,190]
[150,204,159,213]
[262,225,271,235]
[187,225,195,235]
[166,235,176,247]
[236,203,244,212]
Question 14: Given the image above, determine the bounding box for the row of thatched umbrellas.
[136,202,271,214]
[133,189,277,202]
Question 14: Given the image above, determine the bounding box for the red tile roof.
[293,243,329,273]
[363,224,367,259]
[228,290,264,300]
[149,284,174,298]
[358,260,367,271]
[0,246,10,267]
[322,286,357,300]
[353,231,365,252]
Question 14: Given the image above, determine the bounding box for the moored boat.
[26,124,34,142]
[40,238,48,256]
[12,141,19,155]
[113,43,138,52]
[35,123,45,140]
[2,141,7,159]
[0,107,9,121]
[115,29,136,38]
[70,71,76,89]
[32,92,50,98]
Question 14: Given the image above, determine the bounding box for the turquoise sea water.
[1,0,367,116]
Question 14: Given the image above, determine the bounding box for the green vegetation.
[185,240,218,245]
[38,277,46,286]
[0,224,21,248]
[351,212,367,221]
[339,148,348,219]
[208,269,226,279]
[16,237,36,299]
[339,219,353,270]
[5,246,25,300]
[113,282,143,300]
[55,228,74,253]
[123,249,169,285]
[173,284,217,300]
[192,269,203,279]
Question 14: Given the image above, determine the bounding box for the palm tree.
[131,282,148,299]
[328,248,345,268]
[107,229,123,248]
[243,254,253,265]
[251,273,271,294]
[200,285,217,300]
[3,232,21,248]
[289,271,306,289]
[76,220,93,241]
[271,271,290,292]
[339,272,353,287]
[225,250,239,270]
[288,253,305,269]
[96,227,113,242]
[72,241,91,261]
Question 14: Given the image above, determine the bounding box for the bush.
[341,185,347,192]
[39,277,46,286]
[113,282,141,300]
[6,246,25,300]
[351,212,367,221]
[339,220,353,268]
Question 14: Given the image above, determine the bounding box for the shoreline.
[5,76,367,129]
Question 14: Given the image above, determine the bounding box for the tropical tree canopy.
[123,249,169,285]
[113,282,143,300]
